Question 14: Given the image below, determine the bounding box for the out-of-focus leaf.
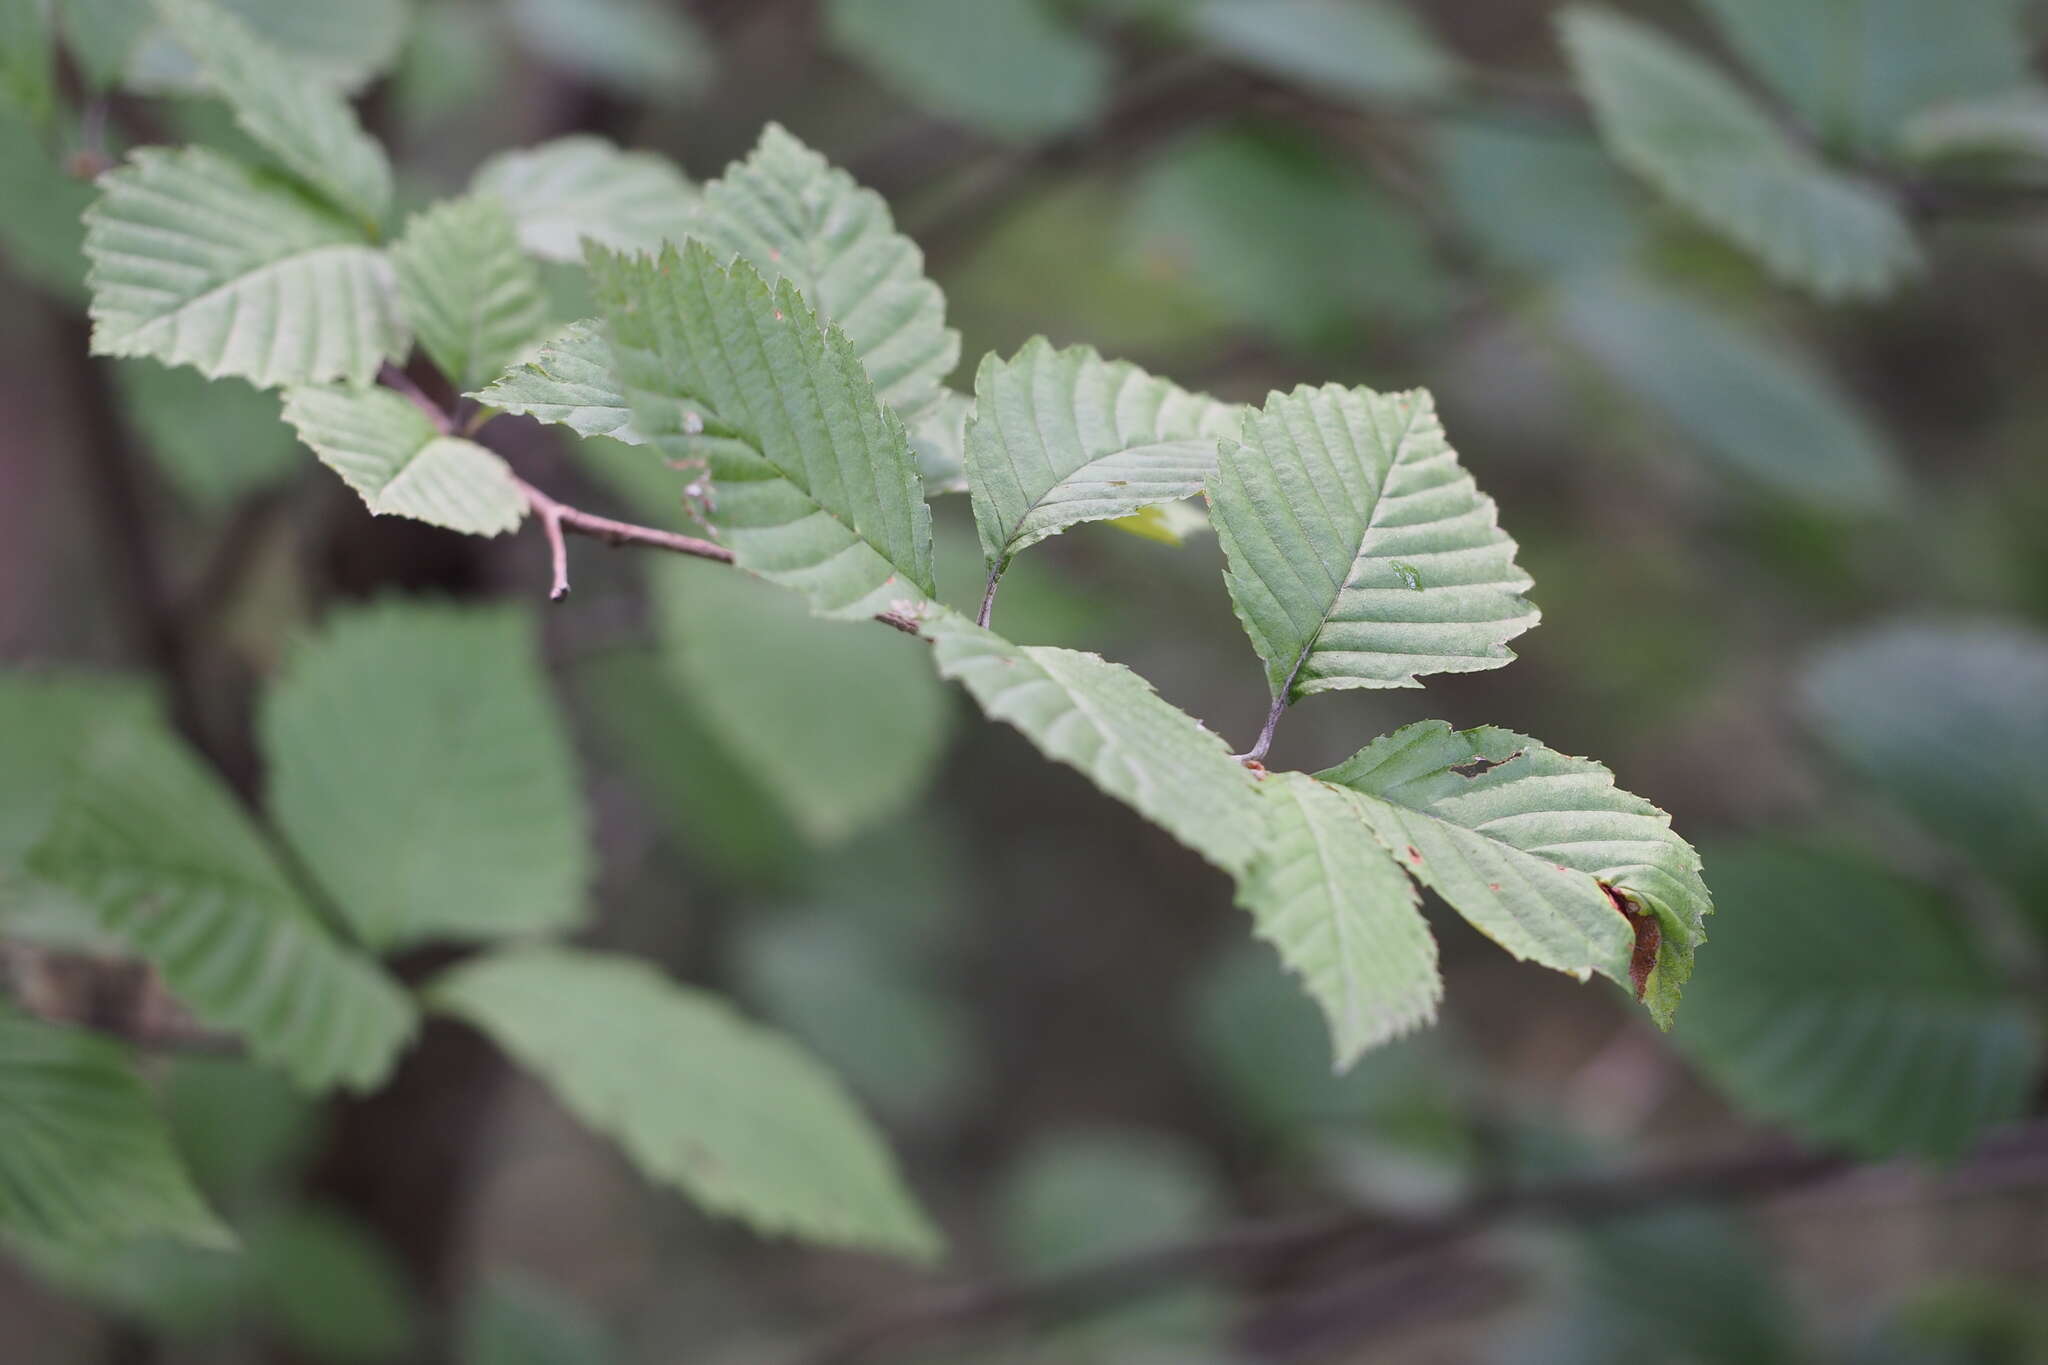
[249,1205,417,1363]
[389,0,498,132]
[427,946,941,1259]
[1189,0,1456,105]
[85,147,406,388]
[910,389,972,494]
[0,674,152,924]
[111,0,409,92]
[460,1270,618,1365]
[162,1057,317,1211]
[1671,842,2037,1159]
[471,137,698,262]
[0,110,92,299]
[1552,272,1904,513]
[506,0,710,104]
[472,320,645,444]
[0,1005,232,1252]
[261,601,590,950]
[651,559,953,847]
[1800,621,2048,919]
[391,195,549,392]
[1697,0,2033,155]
[117,362,298,511]
[5,1233,244,1338]
[1561,7,1919,299]
[1902,88,2048,163]
[0,0,53,125]
[282,384,528,535]
[1576,1208,1799,1365]
[826,0,1110,141]
[1435,123,1644,272]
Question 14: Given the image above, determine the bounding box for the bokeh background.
[3,0,2047,1361]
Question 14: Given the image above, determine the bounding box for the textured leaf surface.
[590,241,933,618]
[155,0,392,227]
[1210,384,1535,703]
[967,338,1243,572]
[391,195,548,392]
[1672,843,2039,1158]
[27,719,417,1091]
[469,320,644,443]
[1562,7,1919,299]
[691,125,959,425]
[1801,622,2048,920]
[1321,720,1711,1022]
[1238,773,1439,1068]
[826,0,1109,141]
[0,1006,231,1252]
[427,946,939,1259]
[921,608,1264,874]
[1189,0,1456,105]
[470,137,697,262]
[283,384,527,535]
[85,147,406,388]
[261,602,590,951]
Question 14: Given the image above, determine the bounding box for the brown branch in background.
[0,944,242,1056]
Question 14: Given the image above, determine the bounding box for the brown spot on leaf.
[1406,846,1423,864]
[1487,882,1501,892]
[1450,749,1522,779]
[1603,883,1660,1002]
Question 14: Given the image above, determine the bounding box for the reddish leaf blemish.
[1487,882,1501,892]
[1406,846,1423,864]
[1603,883,1660,1002]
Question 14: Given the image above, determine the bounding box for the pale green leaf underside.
[1672,844,2038,1158]
[426,946,939,1259]
[390,194,549,393]
[85,147,406,388]
[155,0,392,227]
[1561,7,1919,300]
[283,384,527,536]
[920,607,1264,875]
[470,136,698,262]
[590,241,934,618]
[0,1005,233,1252]
[26,720,417,1091]
[1210,383,1535,703]
[1321,720,1711,1023]
[261,602,590,952]
[89,0,408,93]
[909,388,971,495]
[1190,0,1458,106]
[1239,772,1439,1068]
[469,320,646,443]
[967,336,1244,570]
[1902,88,2048,163]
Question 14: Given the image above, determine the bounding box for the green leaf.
[82,0,409,93]
[469,320,646,444]
[426,946,939,1259]
[248,1205,418,1362]
[651,560,953,847]
[460,1270,618,1365]
[825,0,1110,141]
[1319,720,1711,1023]
[1696,0,2033,155]
[470,136,698,263]
[1188,0,1457,106]
[1560,7,1920,300]
[920,607,1264,874]
[1434,124,1645,273]
[0,0,54,125]
[1800,621,2048,921]
[283,383,528,535]
[117,361,299,511]
[505,0,710,104]
[1209,384,1536,705]
[690,124,960,425]
[966,337,1243,577]
[26,718,418,1090]
[998,1127,1218,1269]
[1551,271,1903,513]
[909,388,971,495]
[1901,88,2048,163]
[391,195,549,392]
[1671,843,2040,1158]
[0,110,94,300]
[589,240,935,618]
[1238,772,1439,1068]
[1108,499,1210,546]
[0,1005,232,1252]
[154,0,393,228]
[84,146,406,388]
[260,601,590,951]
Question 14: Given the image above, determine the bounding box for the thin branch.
[976,567,1002,629]
[1234,691,1288,766]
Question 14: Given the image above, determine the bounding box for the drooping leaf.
[470,137,698,263]
[588,241,935,618]
[26,718,418,1091]
[117,361,299,511]
[260,601,590,952]
[825,0,1111,141]
[469,320,645,443]
[1551,272,1903,513]
[966,337,1243,578]
[1671,842,2039,1158]
[80,0,409,93]
[1560,7,1920,300]
[920,607,1264,874]
[84,146,406,388]
[1209,383,1536,705]
[154,0,393,228]
[391,195,549,392]
[426,946,940,1259]
[689,124,960,425]
[504,0,710,104]
[1320,720,1711,1023]
[0,1005,232,1252]
[1237,772,1439,1068]
[651,560,953,847]
[282,384,527,535]
[1800,621,2048,921]
[1188,0,1456,106]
